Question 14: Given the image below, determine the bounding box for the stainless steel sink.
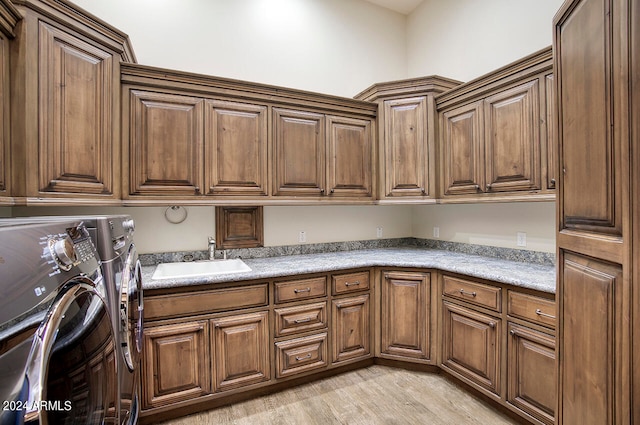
[151,259,251,280]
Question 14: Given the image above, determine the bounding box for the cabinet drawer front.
[145,284,268,320]
[507,291,556,329]
[274,302,328,337]
[442,275,501,311]
[332,271,370,295]
[275,276,327,303]
[275,333,328,378]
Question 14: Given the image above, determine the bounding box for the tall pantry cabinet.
[554,0,638,423]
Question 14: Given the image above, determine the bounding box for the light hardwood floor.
[159,365,519,425]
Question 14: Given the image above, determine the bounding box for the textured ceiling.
[362,0,425,15]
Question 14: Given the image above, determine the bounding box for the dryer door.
[120,244,143,372]
[24,279,118,425]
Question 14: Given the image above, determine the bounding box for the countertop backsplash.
[139,237,555,267]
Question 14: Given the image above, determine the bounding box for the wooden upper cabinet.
[441,101,484,195]
[10,0,135,203]
[205,100,268,196]
[128,90,203,196]
[38,22,115,195]
[383,97,428,197]
[326,115,373,197]
[273,108,325,196]
[437,47,553,202]
[556,0,620,237]
[354,76,461,203]
[483,80,541,193]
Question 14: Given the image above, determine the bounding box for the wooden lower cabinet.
[332,294,371,363]
[507,323,556,425]
[210,311,270,392]
[142,321,211,409]
[441,300,501,396]
[380,271,431,361]
[275,333,328,378]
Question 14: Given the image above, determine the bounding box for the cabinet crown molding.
[0,0,21,37]
[12,0,136,61]
[436,46,552,110]
[121,63,378,118]
[354,75,462,102]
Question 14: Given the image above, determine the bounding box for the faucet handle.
[208,236,215,244]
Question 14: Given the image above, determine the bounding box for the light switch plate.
[517,232,527,247]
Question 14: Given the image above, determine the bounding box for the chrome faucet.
[208,237,216,260]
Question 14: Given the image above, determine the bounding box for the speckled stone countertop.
[141,247,556,294]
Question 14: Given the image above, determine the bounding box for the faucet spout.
[208,237,216,260]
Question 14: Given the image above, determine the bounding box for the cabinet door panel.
[38,22,114,195]
[484,80,541,192]
[327,116,372,197]
[557,0,620,236]
[560,252,624,425]
[383,97,427,197]
[0,34,8,198]
[442,301,500,395]
[544,73,557,190]
[211,311,270,392]
[273,108,324,196]
[142,321,210,409]
[205,100,268,196]
[129,90,203,196]
[507,323,556,425]
[332,294,370,363]
[381,271,430,360]
[441,101,484,195]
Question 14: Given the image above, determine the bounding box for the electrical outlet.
[298,231,306,243]
[376,227,383,238]
[517,232,527,247]
[433,227,440,238]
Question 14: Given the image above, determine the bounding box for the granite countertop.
[141,247,556,294]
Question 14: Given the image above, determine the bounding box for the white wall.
[406,0,564,82]
[412,203,556,253]
[72,0,407,97]
[265,206,411,246]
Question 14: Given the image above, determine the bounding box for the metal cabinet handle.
[294,287,311,294]
[194,186,200,194]
[486,183,492,191]
[474,184,480,191]
[510,329,516,336]
[535,309,556,319]
[293,317,312,324]
[295,353,312,361]
[459,289,477,298]
[320,189,325,195]
[489,322,496,329]
[550,178,556,187]
[330,188,335,194]
[344,281,361,287]
[421,187,426,194]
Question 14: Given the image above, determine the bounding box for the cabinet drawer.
[275,333,328,378]
[145,284,268,320]
[442,275,501,312]
[508,291,556,329]
[274,276,327,303]
[332,271,370,295]
[274,301,328,337]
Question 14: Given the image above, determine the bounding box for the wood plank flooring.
[158,365,519,425]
